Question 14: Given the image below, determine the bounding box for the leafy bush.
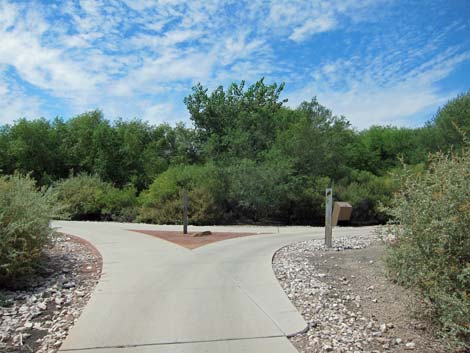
[54,174,137,221]
[336,169,398,225]
[54,174,108,220]
[382,146,470,348]
[101,186,138,222]
[138,164,225,225]
[278,175,332,225]
[225,159,292,222]
[0,175,55,287]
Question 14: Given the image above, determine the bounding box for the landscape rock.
[0,233,102,353]
[191,230,212,237]
[273,231,444,353]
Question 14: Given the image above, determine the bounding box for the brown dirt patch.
[129,230,263,249]
[309,243,447,353]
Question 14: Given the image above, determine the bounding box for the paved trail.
[53,221,365,353]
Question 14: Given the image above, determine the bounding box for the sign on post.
[183,190,188,234]
[325,188,333,248]
[332,202,352,226]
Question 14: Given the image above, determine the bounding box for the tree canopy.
[1,80,468,225]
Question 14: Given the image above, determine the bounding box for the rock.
[62,281,75,289]
[33,322,44,330]
[405,342,416,350]
[0,233,100,352]
[270,231,407,353]
[55,297,64,305]
[191,231,212,237]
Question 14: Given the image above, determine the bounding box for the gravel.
[0,233,102,353]
[272,230,445,353]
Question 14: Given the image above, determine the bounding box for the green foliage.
[336,170,397,225]
[0,79,468,226]
[349,126,428,175]
[101,186,138,222]
[225,159,292,222]
[184,78,286,160]
[382,145,470,348]
[54,174,137,221]
[138,164,225,225]
[0,175,55,287]
[271,99,354,180]
[432,92,470,149]
[4,118,66,184]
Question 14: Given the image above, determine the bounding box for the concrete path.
[52,221,362,352]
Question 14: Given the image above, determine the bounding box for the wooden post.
[325,188,333,247]
[183,190,188,235]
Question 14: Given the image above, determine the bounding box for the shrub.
[138,164,225,225]
[54,174,109,220]
[225,159,292,222]
[336,169,397,225]
[382,146,470,348]
[0,175,55,287]
[101,186,138,222]
[54,174,137,221]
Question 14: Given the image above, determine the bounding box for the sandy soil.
[296,242,447,352]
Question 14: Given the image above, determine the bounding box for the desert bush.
[225,159,292,222]
[54,174,108,220]
[382,146,470,348]
[101,186,138,222]
[138,164,225,225]
[54,174,137,221]
[278,175,332,225]
[336,170,398,225]
[0,175,55,287]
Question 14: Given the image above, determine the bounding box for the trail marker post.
[325,188,333,248]
[183,190,188,235]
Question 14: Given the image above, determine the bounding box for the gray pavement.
[52,221,367,352]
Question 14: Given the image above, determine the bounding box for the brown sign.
[332,202,352,226]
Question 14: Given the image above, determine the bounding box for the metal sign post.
[325,188,333,248]
[183,190,188,235]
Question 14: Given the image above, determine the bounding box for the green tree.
[6,118,66,184]
[184,78,286,160]
[432,92,470,149]
[270,99,354,180]
[349,126,428,175]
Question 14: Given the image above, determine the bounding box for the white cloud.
[0,74,42,124]
[287,49,470,128]
[0,0,467,128]
[141,102,177,124]
[289,17,337,42]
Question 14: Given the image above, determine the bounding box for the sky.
[0,0,469,129]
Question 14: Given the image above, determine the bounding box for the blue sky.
[0,0,469,129]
